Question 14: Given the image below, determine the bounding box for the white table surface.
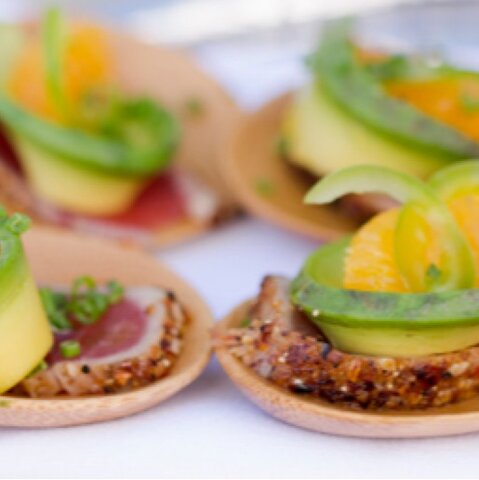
[3,2,479,477]
[2,218,479,479]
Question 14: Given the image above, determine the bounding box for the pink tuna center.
[48,298,148,363]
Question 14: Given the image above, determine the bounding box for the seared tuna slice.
[219,276,479,410]
[21,287,186,397]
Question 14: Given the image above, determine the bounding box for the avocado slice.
[13,135,147,216]
[0,212,52,392]
[290,238,479,357]
[282,83,452,179]
[0,92,179,216]
[0,97,179,178]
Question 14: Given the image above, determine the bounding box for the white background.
[3,0,479,478]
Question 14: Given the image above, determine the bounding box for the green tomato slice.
[42,7,68,118]
[306,165,475,292]
[305,164,431,205]
[429,160,479,202]
[395,201,475,292]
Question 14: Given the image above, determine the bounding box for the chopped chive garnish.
[255,178,275,197]
[107,280,124,303]
[60,340,81,359]
[240,317,252,328]
[459,93,479,113]
[72,276,96,295]
[184,97,204,116]
[40,288,71,330]
[5,213,31,234]
[275,135,289,157]
[365,55,410,81]
[40,277,125,331]
[426,263,443,285]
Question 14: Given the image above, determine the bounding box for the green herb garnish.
[42,7,68,118]
[60,340,81,359]
[275,135,289,157]
[40,276,124,331]
[459,93,479,113]
[255,178,275,197]
[240,317,251,328]
[184,97,204,117]
[106,280,124,303]
[4,212,31,234]
[40,287,70,330]
[366,54,410,82]
[425,263,443,289]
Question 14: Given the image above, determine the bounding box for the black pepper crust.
[217,275,479,410]
[17,292,187,397]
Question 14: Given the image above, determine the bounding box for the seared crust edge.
[18,293,187,397]
[217,276,479,411]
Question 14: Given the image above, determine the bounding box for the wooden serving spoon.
[109,28,241,219]
[0,228,212,427]
[223,93,363,241]
[215,301,479,439]
[0,21,242,248]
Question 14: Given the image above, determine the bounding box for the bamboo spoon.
[223,93,360,241]
[109,28,241,219]
[0,227,212,427]
[215,301,479,438]
[0,22,242,248]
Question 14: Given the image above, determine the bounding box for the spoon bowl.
[0,227,213,427]
[215,300,479,438]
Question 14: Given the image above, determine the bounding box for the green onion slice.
[60,340,81,359]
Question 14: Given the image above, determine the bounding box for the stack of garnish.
[0,9,178,216]
[0,208,188,398]
[220,161,479,410]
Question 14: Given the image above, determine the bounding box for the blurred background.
[0,0,477,109]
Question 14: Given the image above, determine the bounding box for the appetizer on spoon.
[0,9,240,248]
[216,161,479,437]
[0,212,212,427]
[226,18,479,240]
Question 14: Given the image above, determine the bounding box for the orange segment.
[8,23,112,123]
[344,209,407,292]
[8,39,56,120]
[449,194,479,287]
[64,25,112,108]
[345,194,479,293]
[386,77,479,141]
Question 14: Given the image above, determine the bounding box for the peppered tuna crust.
[218,276,479,410]
[18,288,187,397]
